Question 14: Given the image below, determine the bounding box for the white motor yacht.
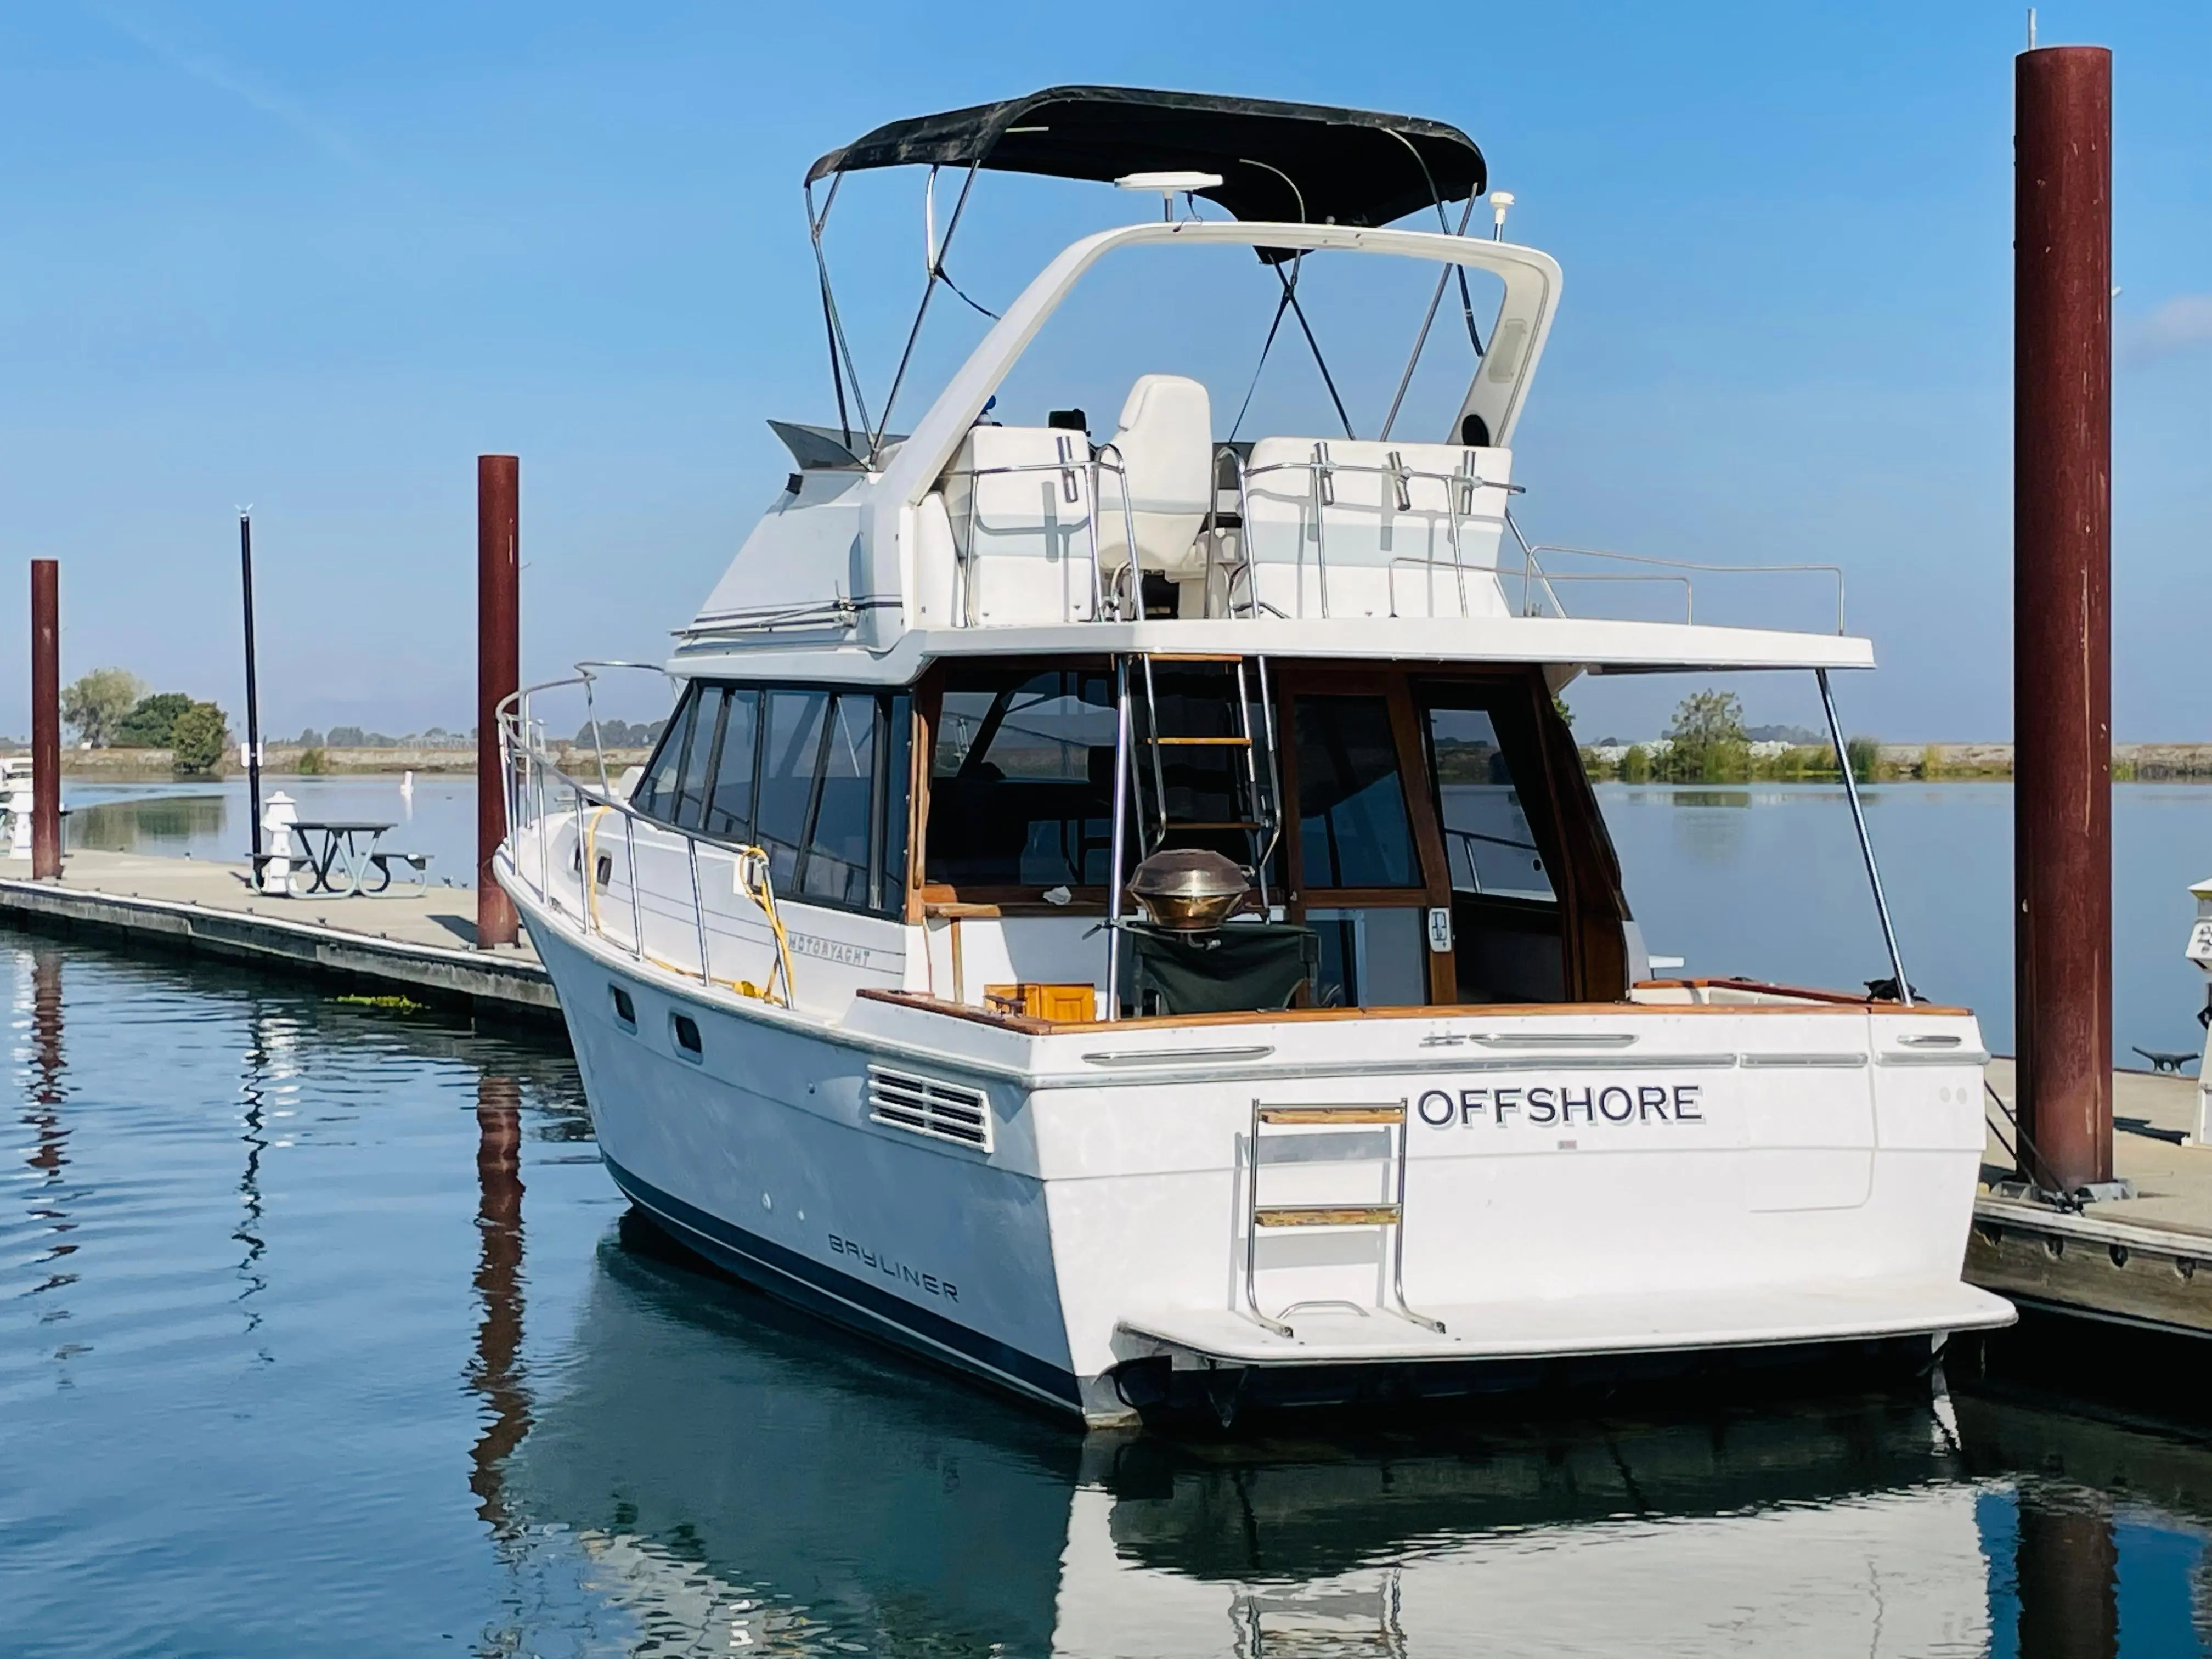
[497,86,2013,1426]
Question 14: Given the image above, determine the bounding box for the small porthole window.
[594,853,613,890]
[671,1012,703,1059]
[610,986,636,1030]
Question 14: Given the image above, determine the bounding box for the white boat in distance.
[497,86,2013,1426]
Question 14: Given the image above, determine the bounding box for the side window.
[632,685,700,824]
[666,687,724,830]
[800,694,876,906]
[1294,696,1416,889]
[640,683,912,919]
[1427,706,1555,901]
[702,689,759,841]
[755,690,830,888]
[927,670,1118,888]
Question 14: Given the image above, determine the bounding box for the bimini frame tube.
[1816,667,1912,1005]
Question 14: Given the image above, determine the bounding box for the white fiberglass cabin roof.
[670,101,1874,687]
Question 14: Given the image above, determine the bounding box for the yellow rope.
[582,806,795,1007]
[582,805,612,932]
[730,844,799,1008]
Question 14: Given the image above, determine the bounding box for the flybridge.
[801,86,1492,467]
[680,89,1852,669]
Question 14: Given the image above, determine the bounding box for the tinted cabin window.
[800,693,876,906]
[1427,708,1555,901]
[928,669,1117,888]
[755,690,829,888]
[631,685,699,823]
[702,689,759,840]
[1295,696,1416,889]
[667,687,723,830]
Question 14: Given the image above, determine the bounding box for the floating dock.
[1973,1059,2212,1338]
[0,849,555,1020]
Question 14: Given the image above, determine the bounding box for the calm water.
[63,778,2212,1057]
[6,935,2212,1656]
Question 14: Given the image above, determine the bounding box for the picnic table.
[284,820,399,898]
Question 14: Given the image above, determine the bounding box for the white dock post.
[259,791,298,893]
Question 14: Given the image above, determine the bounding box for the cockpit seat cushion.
[939,425,1098,623]
[942,425,1094,558]
[1095,374,1213,579]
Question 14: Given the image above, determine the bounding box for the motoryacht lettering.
[495,85,2013,1425]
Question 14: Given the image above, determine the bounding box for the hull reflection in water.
[505,1218,1994,1656]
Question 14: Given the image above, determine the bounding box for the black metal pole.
[240,512,264,865]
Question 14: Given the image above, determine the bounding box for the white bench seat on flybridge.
[1239,437,1514,620]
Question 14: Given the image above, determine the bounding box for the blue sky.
[0,1,2205,741]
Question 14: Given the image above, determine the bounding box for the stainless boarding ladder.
[1240,1099,1444,1339]
[1130,653,1282,906]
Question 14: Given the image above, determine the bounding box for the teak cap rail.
[1255,1204,1403,1228]
[1256,1104,1407,1125]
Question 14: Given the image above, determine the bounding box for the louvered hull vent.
[867,1066,992,1151]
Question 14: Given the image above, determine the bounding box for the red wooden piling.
[2016,1499,2118,1659]
[477,456,521,948]
[469,1072,526,1527]
[30,560,61,881]
[2014,45,2113,1193]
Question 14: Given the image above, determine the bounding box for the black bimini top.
[806,86,1485,229]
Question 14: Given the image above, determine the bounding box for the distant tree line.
[1581,691,1879,785]
[572,718,667,749]
[60,669,229,775]
[296,726,471,749]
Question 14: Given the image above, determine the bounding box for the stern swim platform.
[1118,1279,2013,1370]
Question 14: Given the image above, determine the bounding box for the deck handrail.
[496,666,797,1007]
[1506,517,1849,634]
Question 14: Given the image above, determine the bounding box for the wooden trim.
[1653,976,1963,1011]
[851,986,1973,1034]
[917,881,1113,914]
[904,669,943,925]
[857,990,1061,1035]
[1297,885,1431,909]
[1258,1104,1406,1125]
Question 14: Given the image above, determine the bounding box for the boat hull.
[517,884,2016,1427]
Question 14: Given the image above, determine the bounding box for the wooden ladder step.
[1255,1204,1402,1229]
[1257,1104,1406,1125]
[1152,735,1251,747]
[1163,820,1262,832]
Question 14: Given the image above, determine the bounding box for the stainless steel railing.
[1503,514,1849,633]
[1228,445,1518,622]
[496,665,797,1007]
[929,436,1847,634]
[941,447,1140,625]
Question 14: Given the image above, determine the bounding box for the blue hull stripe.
[601,1153,1084,1409]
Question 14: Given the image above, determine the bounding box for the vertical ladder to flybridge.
[1129,653,1282,907]
[1241,1099,1445,1339]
